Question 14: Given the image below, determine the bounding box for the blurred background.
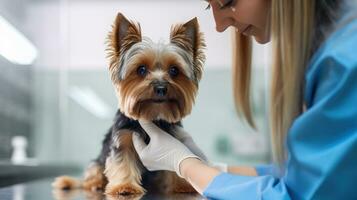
[0,0,272,174]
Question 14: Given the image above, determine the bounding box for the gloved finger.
[173,126,191,141]
[138,120,166,140]
[172,126,208,161]
[184,139,208,161]
[132,132,147,154]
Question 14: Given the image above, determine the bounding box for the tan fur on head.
[106,12,205,123]
[115,52,198,122]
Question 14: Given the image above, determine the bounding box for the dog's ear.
[170,17,206,82]
[107,13,142,75]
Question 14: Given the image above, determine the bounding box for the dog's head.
[107,13,205,123]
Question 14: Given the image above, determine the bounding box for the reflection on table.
[0,176,204,200]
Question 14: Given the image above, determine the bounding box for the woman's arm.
[180,158,220,194]
[227,166,257,176]
[180,158,257,194]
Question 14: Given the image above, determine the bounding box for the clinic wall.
[0,0,27,28]
[26,0,233,70]
[0,57,33,159]
[0,0,34,160]
[31,69,116,164]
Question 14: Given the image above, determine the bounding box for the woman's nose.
[215,19,233,32]
[211,7,234,32]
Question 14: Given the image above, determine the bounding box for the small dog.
[52,12,205,197]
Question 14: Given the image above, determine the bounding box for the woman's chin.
[254,33,270,44]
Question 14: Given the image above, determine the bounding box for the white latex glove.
[172,126,208,162]
[172,126,227,172]
[172,127,228,173]
[132,120,202,177]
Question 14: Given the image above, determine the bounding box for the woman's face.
[207,0,271,44]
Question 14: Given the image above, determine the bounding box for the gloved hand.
[173,126,228,173]
[132,120,203,177]
[172,126,208,162]
[172,126,227,172]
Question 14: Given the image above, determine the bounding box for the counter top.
[0,176,204,200]
[0,163,81,187]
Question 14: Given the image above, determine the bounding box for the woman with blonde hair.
[132,0,357,199]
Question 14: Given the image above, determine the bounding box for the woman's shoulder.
[305,18,357,107]
[308,17,357,74]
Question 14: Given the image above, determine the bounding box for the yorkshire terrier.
[52,12,205,197]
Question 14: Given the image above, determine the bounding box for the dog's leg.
[104,130,145,196]
[82,128,112,191]
[82,162,107,191]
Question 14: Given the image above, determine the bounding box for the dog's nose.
[154,85,167,97]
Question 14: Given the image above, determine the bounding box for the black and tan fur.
[52,12,205,198]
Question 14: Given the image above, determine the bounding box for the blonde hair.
[233,0,316,166]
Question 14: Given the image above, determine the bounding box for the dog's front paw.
[105,183,145,196]
[52,176,81,190]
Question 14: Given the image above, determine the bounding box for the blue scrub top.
[203,17,357,200]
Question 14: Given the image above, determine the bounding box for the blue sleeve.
[204,173,291,200]
[255,164,278,176]
[203,19,357,200]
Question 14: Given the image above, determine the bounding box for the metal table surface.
[0,176,205,200]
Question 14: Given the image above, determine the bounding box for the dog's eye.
[169,66,179,77]
[137,65,147,76]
